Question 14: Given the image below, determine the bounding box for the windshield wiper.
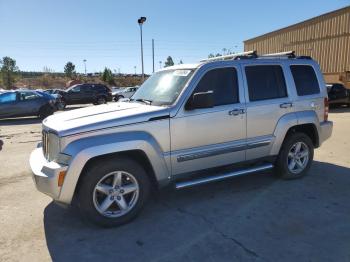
[130,98,152,105]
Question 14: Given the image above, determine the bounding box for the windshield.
[131,69,194,106]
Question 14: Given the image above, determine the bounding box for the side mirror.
[185,91,214,110]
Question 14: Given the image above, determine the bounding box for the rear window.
[245,65,287,101]
[290,65,320,96]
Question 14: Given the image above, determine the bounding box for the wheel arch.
[270,112,320,155]
[58,132,170,204]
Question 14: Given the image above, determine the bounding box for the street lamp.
[83,59,87,75]
[137,16,146,81]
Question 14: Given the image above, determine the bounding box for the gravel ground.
[0,106,349,262]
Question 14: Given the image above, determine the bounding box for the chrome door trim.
[177,144,246,162]
[177,137,272,162]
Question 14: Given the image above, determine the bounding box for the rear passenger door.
[243,63,293,160]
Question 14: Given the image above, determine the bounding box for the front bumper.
[29,147,68,200]
[319,121,333,144]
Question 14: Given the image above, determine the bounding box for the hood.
[43,102,169,136]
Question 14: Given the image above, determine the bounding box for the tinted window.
[245,65,287,101]
[0,92,17,103]
[193,67,239,106]
[19,91,40,101]
[290,65,320,96]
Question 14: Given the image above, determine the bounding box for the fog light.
[58,171,66,187]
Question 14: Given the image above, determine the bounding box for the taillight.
[324,97,329,121]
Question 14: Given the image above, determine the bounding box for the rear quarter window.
[290,65,320,96]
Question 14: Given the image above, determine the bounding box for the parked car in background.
[44,89,65,96]
[0,90,56,119]
[59,84,112,108]
[327,83,350,107]
[114,86,139,101]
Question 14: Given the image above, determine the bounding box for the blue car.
[0,90,56,119]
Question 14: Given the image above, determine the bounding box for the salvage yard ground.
[0,105,350,262]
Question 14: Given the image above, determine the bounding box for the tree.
[64,62,76,78]
[0,56,18,89]
[101,67,115,85]
[179,60,183,64]
[164,56,174,67]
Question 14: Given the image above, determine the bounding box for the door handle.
[229,108,245,116]
[280,102,293,108]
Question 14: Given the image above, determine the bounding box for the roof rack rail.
[200,50,257,62]
[260,51,296,58]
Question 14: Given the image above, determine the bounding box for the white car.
[114,86,138,101]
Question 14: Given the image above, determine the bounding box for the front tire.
[38,105,54,119]
[78,157,151,227]
[275,132,314,179]
[96,96,107,105]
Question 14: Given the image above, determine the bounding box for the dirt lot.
[0,107,349,262]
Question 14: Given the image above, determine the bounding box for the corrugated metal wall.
[244,7,350,74]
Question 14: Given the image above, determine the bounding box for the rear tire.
[275,132,314,179]
[78,157,151,227]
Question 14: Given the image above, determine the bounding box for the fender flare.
[270,111,320,155]
[58,131,170,204]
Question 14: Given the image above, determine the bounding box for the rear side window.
[290,65,320,96]
[194,67,239,106]
[245,65,287,101]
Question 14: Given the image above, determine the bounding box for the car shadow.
[43,161,350,261]
[0,117,42,126]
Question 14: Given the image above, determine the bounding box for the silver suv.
[30,51,333,227]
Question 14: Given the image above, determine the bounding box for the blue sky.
[0,0,348,74]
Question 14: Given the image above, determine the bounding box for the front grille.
[42,130,49,159]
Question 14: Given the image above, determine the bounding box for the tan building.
[244,6,350,88]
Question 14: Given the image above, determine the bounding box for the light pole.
[83,59,87,75]
[137,16,146,81]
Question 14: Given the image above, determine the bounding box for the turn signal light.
[58,171,66,187]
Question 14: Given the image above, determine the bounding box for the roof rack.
[259,51,296,58]
[200,50,257,62]
[200,50,312,63]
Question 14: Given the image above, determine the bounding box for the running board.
[175,163,274,190]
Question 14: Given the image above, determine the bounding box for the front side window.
[245,65,287,101]
[192,67,239,106]
[0,92,17,103]
[290,65,320,96]
[131,69,194,106]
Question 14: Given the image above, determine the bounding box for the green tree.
[0,56,18,89]
[179,60,183,64]
[64,62,76,78]
[101,67,115,85]
[164,56,174,67]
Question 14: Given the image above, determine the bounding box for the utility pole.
[152,39,155,73]
[83,59,87,75]
[134,66,137,75]
[137,17,146,81]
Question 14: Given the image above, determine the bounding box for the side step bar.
[175,163,274,190]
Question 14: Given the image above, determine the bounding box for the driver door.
[170,66,247,175]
